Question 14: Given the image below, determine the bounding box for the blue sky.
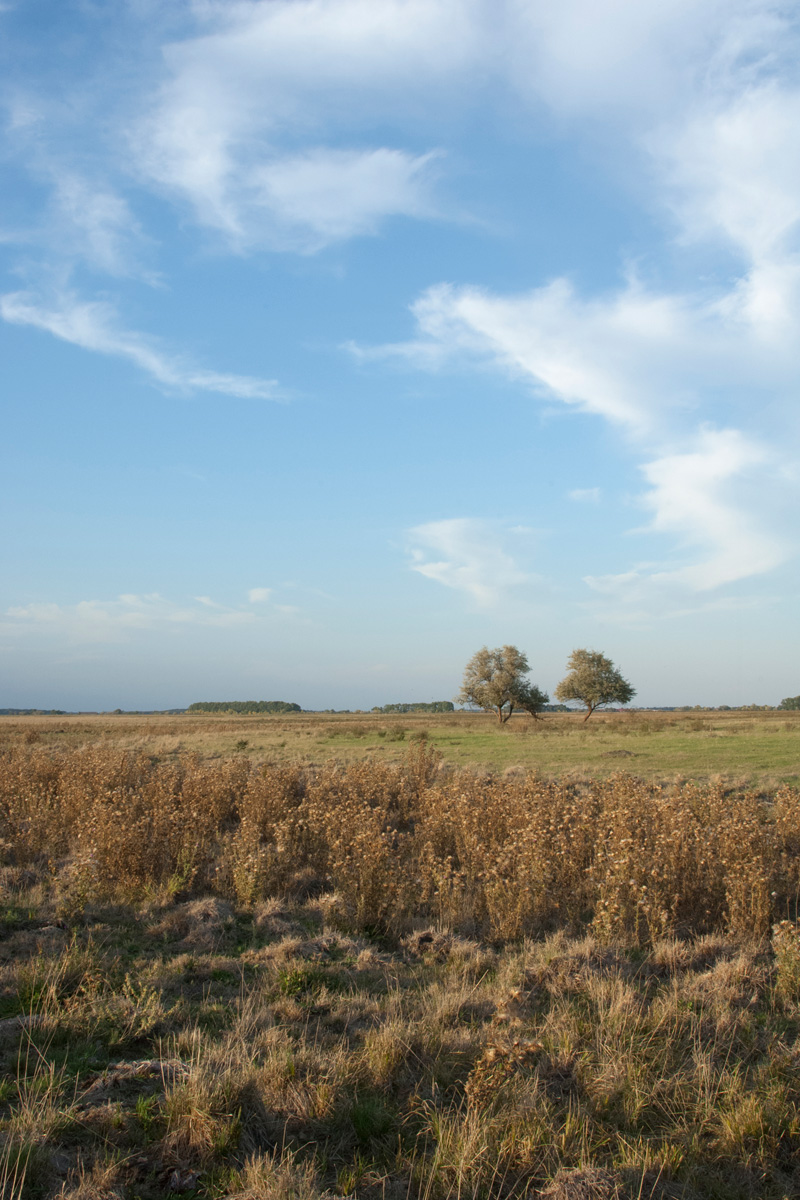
[2,0,799,711]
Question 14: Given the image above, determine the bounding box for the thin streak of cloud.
[0,290,280,400]
[1,589,299,645]
[2,594,255,645]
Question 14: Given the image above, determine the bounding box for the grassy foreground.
[2,732,800,1198]
[4,895,800,1200]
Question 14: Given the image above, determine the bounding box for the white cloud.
[246,148,440,250]
[649,82,800,344]
[0,290,280,399]
[132,0,469,249]
[658,85,800,264]
[2,594,256,644]
[505,0,790,124]
[48,174,155,279]
[407,518,532,609]
[371,265,797,609]
[372,277,698,433]
[1,97,156,278]
[3,0,799,626]
[586,428,787,600]
[375,260,800,429]
[9,1,798,268]
[1,589,302,645]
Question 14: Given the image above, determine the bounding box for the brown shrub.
[1,744,798,943]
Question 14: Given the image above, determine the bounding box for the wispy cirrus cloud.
[0,290,280,400]
[2,594,254,645]
[0,170,154,281]
[3,0,800,633]
[355,2,800,613]
[372,278,697,434]
[131,0,465,250]
[1,588,294,645]
[407,518,534,609]
[243,147,440,251]
[137,132,441,253]
[7,0,800,269]
[47,174,156,280]
[586,428,788,602]
[637,430,787,590]
[382,276,796,610]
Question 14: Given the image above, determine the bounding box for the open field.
[2,735,800,1198]
[2,708,800,786]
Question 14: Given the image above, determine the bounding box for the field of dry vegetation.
[2,714,800,1199]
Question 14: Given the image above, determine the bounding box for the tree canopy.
[779,696,800,711]
[187,700,301,714]
[554,649,635,721]
[457,645,549,723]
[371,701,455,714]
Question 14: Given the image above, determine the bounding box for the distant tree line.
[371,701,455,714]
[0,708,66,716]
[186,701,302,714]
[779,696,800,711]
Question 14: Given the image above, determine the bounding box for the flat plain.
[2,711,800,1200]
[4,707,799,784]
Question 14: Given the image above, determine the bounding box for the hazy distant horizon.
[1,694,791,716]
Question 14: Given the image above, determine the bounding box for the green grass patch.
[5,708,799,784]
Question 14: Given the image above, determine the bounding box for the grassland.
[4,707,799,786]
[2,715,800,1199]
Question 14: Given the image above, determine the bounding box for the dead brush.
[464,1038,543,1109]
[2,744,800,943]
[223,767,312,905]
[772,919,800,998]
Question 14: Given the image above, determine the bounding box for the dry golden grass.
[1,739,799,941]
[2,740,800,1198]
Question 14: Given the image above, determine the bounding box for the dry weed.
[2,744,799,946]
